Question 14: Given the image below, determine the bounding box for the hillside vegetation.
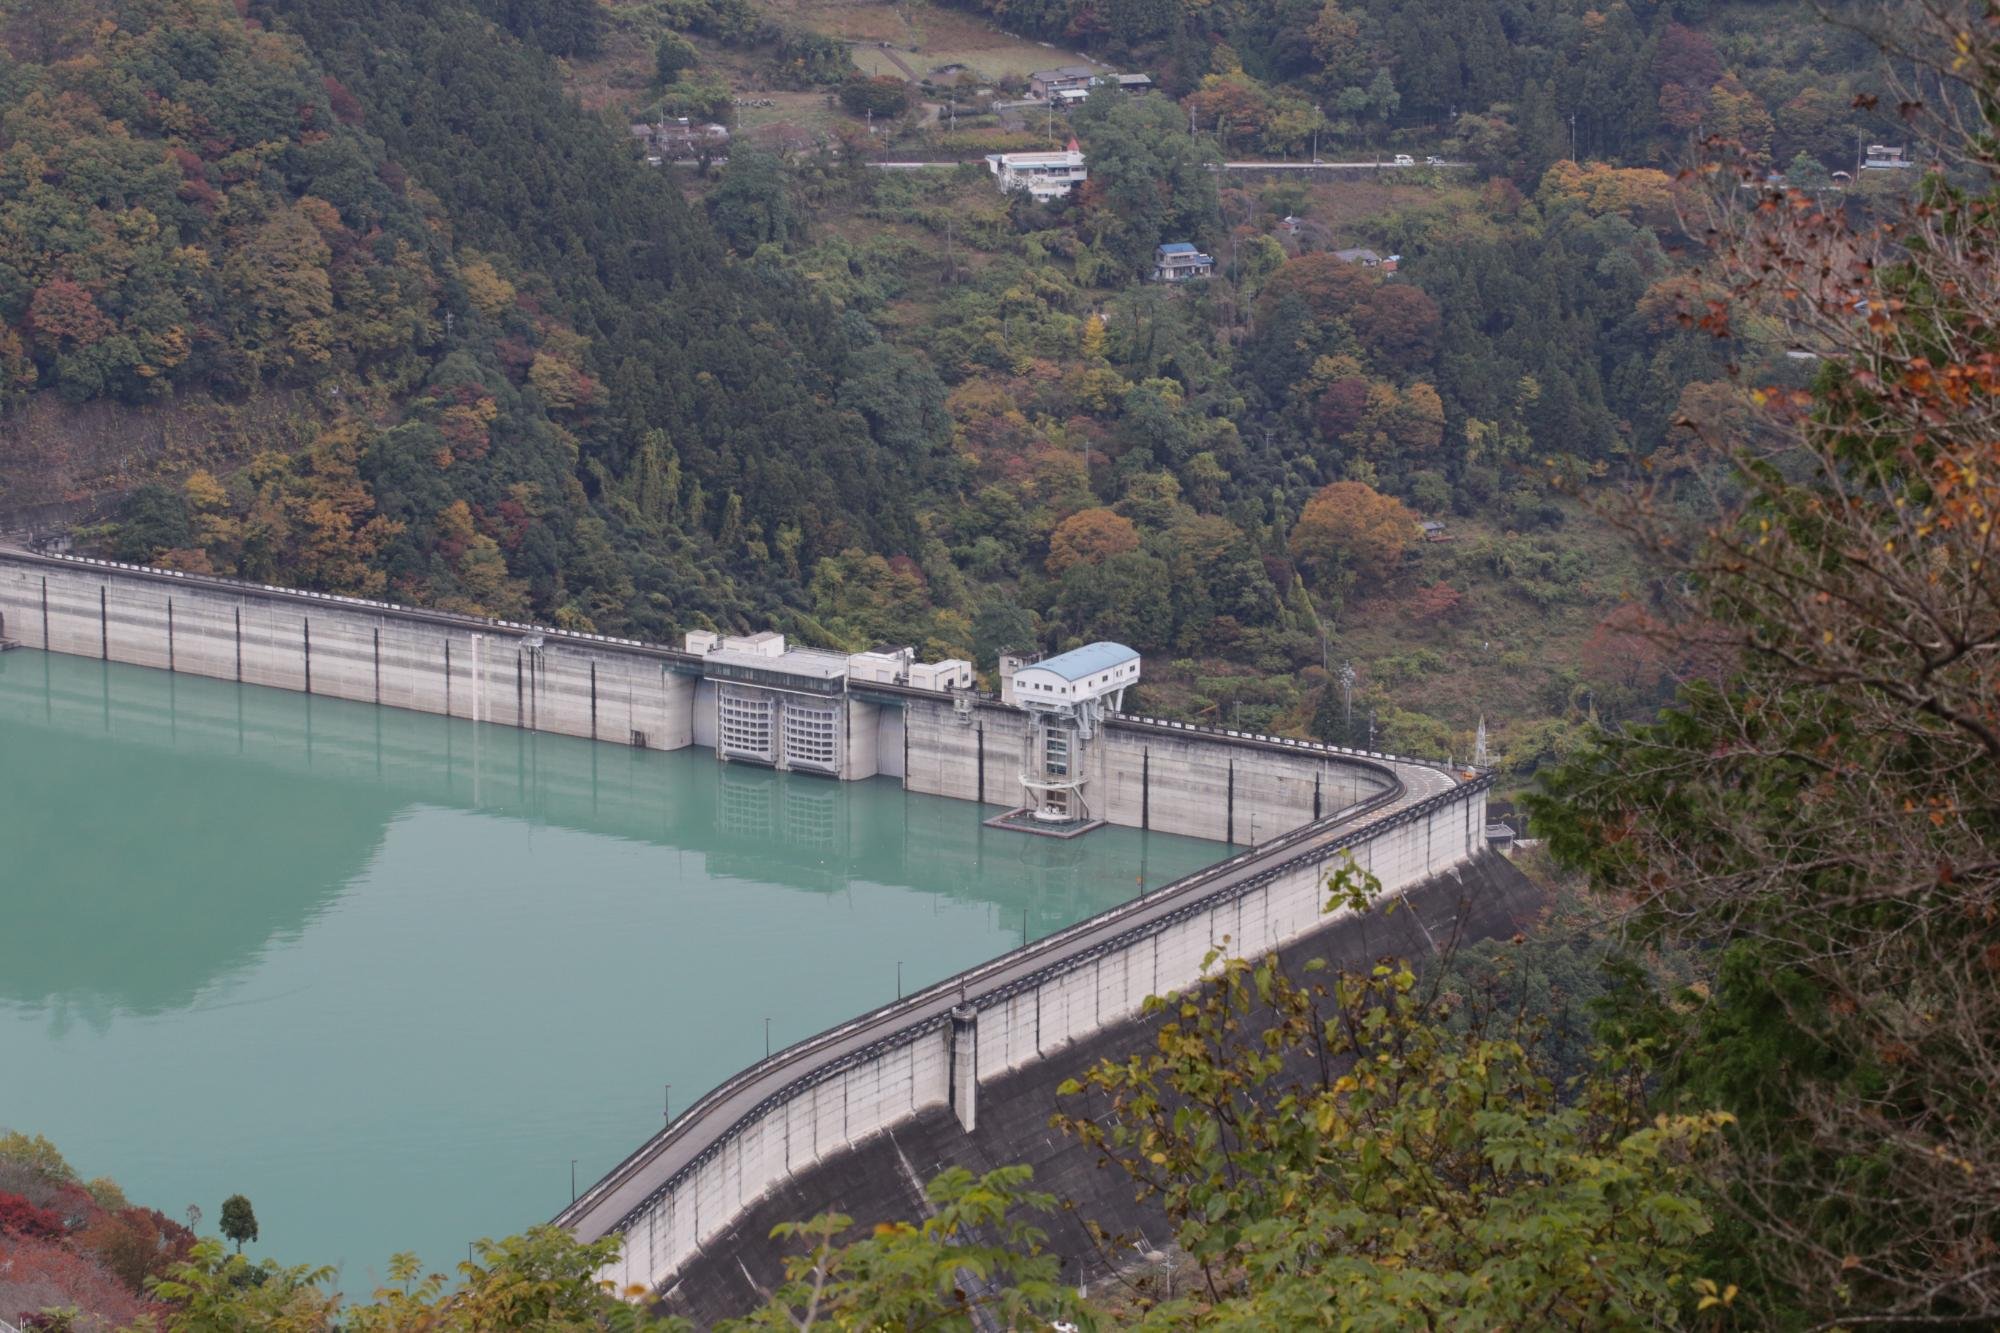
[2,0,940,630]
[0,0,1919,774]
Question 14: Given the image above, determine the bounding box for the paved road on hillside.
[867,159,1467,170]
[555,751,1462,1243]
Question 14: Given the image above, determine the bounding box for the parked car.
[1392,153,1415,166]
[1425,155,1446,166]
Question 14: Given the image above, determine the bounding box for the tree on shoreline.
[218,1195,257,1254]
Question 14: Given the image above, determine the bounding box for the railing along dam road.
[556,751,1482,1297]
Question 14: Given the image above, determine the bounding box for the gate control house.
[1008,641,1139,827]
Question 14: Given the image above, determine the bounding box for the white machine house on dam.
[996,641,1140,831]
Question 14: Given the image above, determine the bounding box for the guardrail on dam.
[0,546,1489,1299]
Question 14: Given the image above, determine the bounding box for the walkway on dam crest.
[554,754,1467,1249]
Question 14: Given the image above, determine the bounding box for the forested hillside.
[0,0,941,632]
[0,0,1920,773]
[938,0,1890,172]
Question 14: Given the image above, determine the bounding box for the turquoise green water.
[0,649,1221,1282]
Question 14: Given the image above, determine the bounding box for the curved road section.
[555,744,1472,1249]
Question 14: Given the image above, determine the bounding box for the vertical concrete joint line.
[166,598,175,673]
[233,606,242,682]
[516,652,525,726]
[1142,746,1150,829]
[590,660,598,740]
[445,639,453,716]
[373,627,381,704]
[40,576,49,649]
[1227,757,1236,844]
[303,618,312,695]
[1314,768,1322,820]
[976,723,984,803]
[99,585,107,660]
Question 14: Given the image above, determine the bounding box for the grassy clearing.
[775,0,1098,84]
[1336,501,1648,744]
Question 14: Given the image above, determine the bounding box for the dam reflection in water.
[0,650,1220,1278]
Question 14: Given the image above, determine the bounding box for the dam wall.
[658,849,1543,1325]
[0,550,1492,1305]
[0,551,1411,845]
[557,769,1487,1298]
[0,551,698,753]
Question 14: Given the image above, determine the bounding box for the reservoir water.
[0,649,1221,1280]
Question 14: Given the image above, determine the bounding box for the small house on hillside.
[1862,143,1914,170]
[1150,242,1214,282]
[1029,65,1095,99]
[1112,73,1153,93]
[986,141,1088,199]
[1334,246,1399,273]
[629,118,728,159]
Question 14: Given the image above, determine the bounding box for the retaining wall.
[894,696,1399,840]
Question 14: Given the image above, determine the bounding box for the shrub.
[0,1191,69,1240]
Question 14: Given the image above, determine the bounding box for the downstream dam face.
[0,549,1492,1297]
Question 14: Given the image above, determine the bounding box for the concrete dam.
[0,548,1493,1306]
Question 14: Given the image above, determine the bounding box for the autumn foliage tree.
[1288,480,1415,582]
[1045,506,1139,575]
[1053,869,1730,1328]
[1538,5,2000,1322]
[1578,602,1671,701]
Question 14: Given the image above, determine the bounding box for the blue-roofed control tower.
[1005,642,1140,825]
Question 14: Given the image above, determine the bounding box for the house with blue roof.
[1151,242,1214,282]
